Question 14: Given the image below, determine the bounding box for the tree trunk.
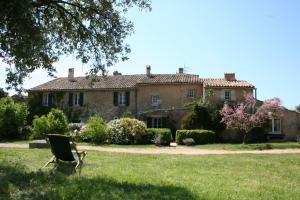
[243,133,247,144]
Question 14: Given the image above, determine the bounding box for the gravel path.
[1,143,300,155]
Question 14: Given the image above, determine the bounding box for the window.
[151,95,160,106]
[224,90,231,101]
[272,119,282,134]
[187,89,195,98]
[74,93,80,106]
[69,92,84,107]
[147,117,167,128]
[113,91,130,107]
[42,93,49,106]
[118,92,126,106]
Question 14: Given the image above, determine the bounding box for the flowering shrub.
[79,116,107,143]
[107,118,147,144]
[220,93,284,144]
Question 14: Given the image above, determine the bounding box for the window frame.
[151,95,160,107]
[272,118,282,134]
[224,90,232,101]
[118,92,126,106]
[187,89,195,98]
[147,117,166,128]
[42,93,49,107]
[73,93,80,106]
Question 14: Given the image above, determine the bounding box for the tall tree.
[0,0,151,91]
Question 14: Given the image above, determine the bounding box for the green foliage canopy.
[0,0,151,91]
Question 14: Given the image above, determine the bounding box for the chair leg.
[74,151,86,171]
[75,161,81,171]
[43,156,56,168]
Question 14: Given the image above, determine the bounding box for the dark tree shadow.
[0,161,203,200]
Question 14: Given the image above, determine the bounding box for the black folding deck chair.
[44,134,87,171]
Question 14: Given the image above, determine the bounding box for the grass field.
[2,140,300,151]
[0,148,300,200]
[192,142,300,151]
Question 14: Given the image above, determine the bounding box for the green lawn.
[0,148,300,200]
[192,142,300,151]
[3,139,300,151]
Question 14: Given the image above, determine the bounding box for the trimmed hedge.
[146,128,172,146]
[176,130,215,145]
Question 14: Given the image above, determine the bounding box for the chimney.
[146,65,151,77]
[68,68,74,81]
[113,71,122,76]
[224,73,236,81]
[178,67,184,74]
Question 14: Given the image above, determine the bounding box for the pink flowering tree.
[220,94,284,144]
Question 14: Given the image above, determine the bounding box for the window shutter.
[69,93,73,107]
[79,93,84,106]
[48,93,53,107]
[220,90,225,100]
[231,90,236,101]
[125,91,130,106]
[113,92,118,106]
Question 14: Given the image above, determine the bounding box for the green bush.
[47,109,68,134]
[108,118,147,144]
[80,116,107,143]
[176,130,215,145]
[31,108,68,139]
[182,104,212,130]
[147,128,172,146]
[0,97,29,140]
[31,116,49,139]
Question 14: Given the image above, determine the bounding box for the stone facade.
[281,109,300,140]
[27,67,300,141]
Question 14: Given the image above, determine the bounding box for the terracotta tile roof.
[203,78,255,88]
[28,74,202,91]
[138,74,201,84]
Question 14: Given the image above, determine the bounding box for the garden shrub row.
[77,117,172,145]
[176,130,215,145]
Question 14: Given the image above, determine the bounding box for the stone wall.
[136,83,202,114]
[282,109,300,140]
[205,87,253,103]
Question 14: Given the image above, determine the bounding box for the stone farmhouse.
[28,66,300,141]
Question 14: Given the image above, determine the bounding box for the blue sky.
[0,0,299,109]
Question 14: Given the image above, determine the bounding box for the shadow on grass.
[0,161,201,200]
